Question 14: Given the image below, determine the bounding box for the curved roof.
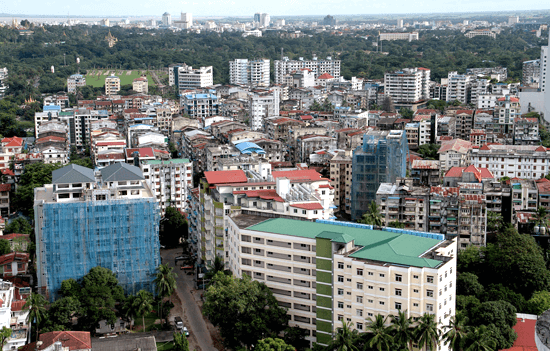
[234,141,265,155]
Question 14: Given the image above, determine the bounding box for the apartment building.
[274,57,341,84]
[522,59,540,87]
[229,59,270,87]
[510,179,538,213]
[465,30,496,39]
[0,68,8,100]
[34,163,161,300]
[249,91,280,131]
[484,181,512,223]
[410,160,440,187]
[0,279,30,351]
[469,144,550,180]
[454,110,474,141]
[0,184,10,218]
[446,72,471,103]
[514,117,540,145]
[330,151,353,216]
[67,74,86,94]
[105,75,120,95]
[379,32,419,41]
[494,96,521,135]
[296,135,337,164]
[181,93,220,119]
[140,159,193,215]
[189,168,336,267]
[226,215,456,348]
[376,180,430,231]
[438,139,472,172]
[132,77,148,94]
[169,64,213,95]
[384,67,430,103]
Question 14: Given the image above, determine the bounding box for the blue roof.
[185,94,217,100]
[235,141,265,155]
[43,105,61,111]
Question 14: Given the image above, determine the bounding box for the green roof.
[59,111,74,116]
[145,159,190,165]
[247,218,443,268]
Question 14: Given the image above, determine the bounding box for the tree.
[203,272,289,349]
[121,295,138,328]
[486,211,503,234]
[400,108,413,119]
[161,207,188,247]
[0,240,10,255]
[463,325,496,351]
[173,331,189,351]
[457,245,483,276]
[364,314,393,351]
[417,144,441,160]
[134,290,154,333]
[359,201,383,226]
[533,206,549,230]
[4,217,32,234]
[388,221,405,229]
[24,293,47,341]
[389,310,414,351]
[154,263,177,323]
[256,338,295,351]
[327,321,360,351]
[45,296,82,330]
[205,256,225,281]
[0,327,12,350]
[382,96,395,113]
[414,313,440,351]
[282,326,310,351]
[468,301,517,350]
[526,291,550,315]
[457,273,484,297]
[443,314,470,351]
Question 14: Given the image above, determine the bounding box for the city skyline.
[0,0,549,18]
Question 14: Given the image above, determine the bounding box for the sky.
[0,0,549,18]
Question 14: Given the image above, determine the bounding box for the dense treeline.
[0,25,544,97]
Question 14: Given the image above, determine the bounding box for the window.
[426,304,433,312]
[439,289,442,296]
[368,271,374,276]
[379,301,385,305]
[395,289,402,296]
[338,289,344,295]
[357,283,363,290]
[413,275,419,279]
[357,309,363,317]
[413,303,419,307]
[347,265,352,268]
[427,276,434,283]
[395,302,402,310]
[338,262,344,269]
[357,296,363,303]
[357,322,363,330]
[368,299,374,303]
[338,275,344,282]
[357,269,363,276]
[347,278,352,282]
[338,315,343,321]
[379,273,385,277]
[338,301,344,308]
[413,289,419,293]
[395,274,402,282]
[379,287,385,292]
[367,313,374,317]
[427,290,434,297]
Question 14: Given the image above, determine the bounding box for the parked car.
[174,316,183,330]
[182,327,189,337]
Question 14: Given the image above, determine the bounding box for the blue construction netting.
[36,198,161,301]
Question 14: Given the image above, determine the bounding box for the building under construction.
[351,130,408,221]
[34,163,161,300]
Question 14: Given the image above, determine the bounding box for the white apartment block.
[542,31,550,120]
[173,12,192,29]
[67,74,86,94]
[274,57,341,84]
[132,77,149,94]
[446,72,471,103]
[465,30,496,39]
[169,64,213,95]
[105,75,121,95]
[229,59,270,87]
[226,215,456,349]
[0,280,30,351]
[384,67,430,103]
[249,91,279,131]
[140,159,193,215]
[469,144,550,180]
[379,32,419,41]
[0,67,8,99]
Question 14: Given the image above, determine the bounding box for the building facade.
[169,64,213,95]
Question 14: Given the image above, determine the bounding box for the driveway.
[162,249,218,351]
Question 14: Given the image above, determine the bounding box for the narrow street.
[162,249,218,351]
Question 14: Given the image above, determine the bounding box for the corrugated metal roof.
[52,164,95,184]
[101,163,144,182]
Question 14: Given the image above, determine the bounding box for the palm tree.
[121,295,138,330]
[389,310,414,351]
[464,325,496,351]
[365,314,393,351]
[205,256,225,281]
[23,293,47,342]
[443,314,470,351]
[154,263,177,323]
[133,290,154,333]
[415,313,440,351]
[360,201,383,226]
[327,321,360,351]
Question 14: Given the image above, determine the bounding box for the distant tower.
[181,12,192,27]
[254,13,261,23]
[162,12,172,26]
[543,29,550,121]
[397,19,404,28]
[260,13,270,28]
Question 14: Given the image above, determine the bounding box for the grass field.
[85,69,157,87]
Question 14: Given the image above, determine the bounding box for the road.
[162,249,217,351]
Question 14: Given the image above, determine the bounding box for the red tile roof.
[317,73,334,79]
[272,169,323,181]
[290,203,324,210]
[233,189,284,202]
[36,136,66,144]
[205,170,248,185]
[444,165,494,182]
[31,331,92,351]
[125,147,155,158]
[497,97,520,102]
[456,110,474,115]
[0,184,11,192]
[0,252,29,266]
[438,139,473,154]
[1,136,24,147]
[0,233,29,241]
[10,300,26,311]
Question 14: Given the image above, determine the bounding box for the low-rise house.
[0,253,29,278]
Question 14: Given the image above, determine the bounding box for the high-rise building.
[508,16,519,25]
[254,13,261,23]
[397,19,404,28]
[162,12,172,26]
[351,130,408,221]
[67,74,86,94]
[105,74,120,95]
[34,163,161,300]
[229,59,270,87]
[542,31,550,120]
[173,12,192,29]
[522,59,541,86]
[226,214,456,347]
[169,64,213,95]
[384,67,430,103]
[260,13,270,27]
[0,68,8,99]
[274,57,340,84]
[249,90,279,131]
[323,15,336,26]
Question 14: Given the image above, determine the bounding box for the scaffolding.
[351,131,408,221]
[36,198,160,301]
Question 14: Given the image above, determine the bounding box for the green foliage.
[526,291,550,315]
[389,310,414,351]
[364,314,393,351]
[414,313,440,351]
[0,327,12,349]
[4,217,33,235]
[481,284,527,312]
[467,300,517,350]
[43,297,82,331]
[387,221,405,229]
[282,326,310,351]
[173,331,189,351]
[256,338,295,351]
[161,207,188,247]
[203,272,289,349]
[134,290,154,332]
[359,201,383,226]
[154,264,177,324]
[399,108,413,119]
[417,144,440,160]
[328,321,360,351]
[442,314,470,351]
[457,272,484,297]
[486,211,504,234]
[0,240,11,255]
[24,293,47,341]
[457,245,484,275]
